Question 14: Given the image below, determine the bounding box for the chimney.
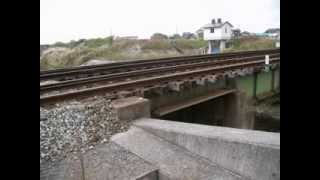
[218,18,222,24]
[211,19,216,24]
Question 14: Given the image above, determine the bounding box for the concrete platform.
[40,142,158,180]
[133,118,280,180]
[112,126,245,180]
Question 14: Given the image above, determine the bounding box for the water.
[254,102,280,132]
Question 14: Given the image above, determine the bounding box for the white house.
[198,18,233,53]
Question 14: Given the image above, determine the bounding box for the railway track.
[40,48,280,82]
[40,53,279,94]
[40,55,280,105]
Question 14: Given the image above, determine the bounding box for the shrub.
[151,33,168,40]
[224,37,276,52]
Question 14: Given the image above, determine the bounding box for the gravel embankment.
[40,97,130,165]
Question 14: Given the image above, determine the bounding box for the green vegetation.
[40,37,207,70]
[224,37,276,53]
[175,39,207,49]
[150,33,168,40]
[140,40,172,50]
[52,36,114,49]
[40,35,276,70]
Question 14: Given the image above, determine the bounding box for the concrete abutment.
[111,91,255,130]
[110,66,280,130]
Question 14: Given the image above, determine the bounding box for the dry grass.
[223,37,276,53]
[40,39,206,70]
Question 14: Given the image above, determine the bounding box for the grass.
[140,40,172,50]
[175,39,207,49]
[223,37,276,53]
[40,37,277,70]
[40,38,207,70]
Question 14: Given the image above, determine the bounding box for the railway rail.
[40,56,280,105]
[40,53,279,94]
[40,48,280,82]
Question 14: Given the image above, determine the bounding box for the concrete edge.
[133,118,280,149]
[112,126,249,180]
[131,118,280,180]
[134,169,159,180]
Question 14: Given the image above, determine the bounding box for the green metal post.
[253,72,258,100]
[271,69,275,92]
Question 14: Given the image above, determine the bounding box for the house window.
[211,28,214,33]
[225,28,227,33]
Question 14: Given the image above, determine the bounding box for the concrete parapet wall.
[134,118,280,180]
[112,126,245,180]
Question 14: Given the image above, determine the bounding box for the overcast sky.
[40,0,280,44]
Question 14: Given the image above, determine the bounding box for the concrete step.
[133,118,280,180]
[40,142,158,180]
[111,126,245,180]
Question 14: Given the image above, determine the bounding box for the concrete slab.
[134,118,280,180]
[112,126,245,180]
[83,142,158,180]
[41,142,158,180]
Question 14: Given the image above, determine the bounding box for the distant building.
[265,28,280,39]
[254,33,269,38]
[241,31,251,37]
[115,36,139,40]
[265,28,280,34]
[197,18,234,54]
[232,29,241,39]
[182,32,196,39]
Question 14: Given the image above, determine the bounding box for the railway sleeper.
[116,90,134,99]
[182,81,193,90]
[239,69,247,76]
[132,88,146,97]
[145,85,166,96]
[168,81,184,92]
[196,77,207,86]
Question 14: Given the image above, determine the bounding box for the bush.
[169,34,182,39]
[224,37,276,52]
[83,36,114,48]
[182,32,196,39]
[151,33,168,40]
[141,39,172,50]
[40,37,208,70]
[175,39,207,49]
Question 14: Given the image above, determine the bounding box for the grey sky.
[40,0,280,44]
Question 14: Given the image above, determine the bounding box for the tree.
[182,32,196,39]
[169,34,182,39]
[151,33,168,40]
[53,41,66,47]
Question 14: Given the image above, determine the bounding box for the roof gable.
[223,21,233,28]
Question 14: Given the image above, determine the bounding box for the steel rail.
[40,58,280,105]
[40,54,279,93]
[40,48,279,74]
[40,49,280,81]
